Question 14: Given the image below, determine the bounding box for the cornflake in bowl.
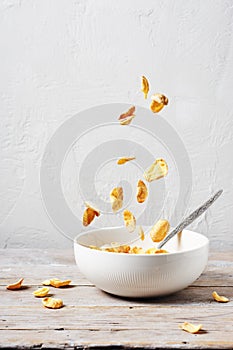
[74,226,209,298]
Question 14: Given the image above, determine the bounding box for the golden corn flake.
[33,287,50,297]
[42,297,63,309]
[89,245,101,250]
[130,246,144,254]
[120,115,135,125]
[180,322,202,334]
[150,100,164,113]
[82,202,100,227]
[138,225,145,241]
[91,244,170,255]
[50,278,71,288]
[118,106,135,125]
[116,245,131,253]
[6,278,24,290]
[84,202,100,216]
[153,93,168,105]
[143,158,168,182]
[123,210,136,233]
[42,279,51,286]
[105,245,131,253]
[212,291,229,303]
[83,208,95,226]
[117,157,135,165]
[145,248,169,254]
[137,180,148,203]
[141,76,149,99]
[110,187,123,213]
[42,279,71,287]
[150,219,170,243]
[103,247,116,253]
[145,248,158,254]
[150,93,169,113]
[118,106,135,120]
[154,249,169,254]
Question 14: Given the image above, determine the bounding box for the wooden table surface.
[0,248,232,349]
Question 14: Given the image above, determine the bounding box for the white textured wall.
[1,0,233,249]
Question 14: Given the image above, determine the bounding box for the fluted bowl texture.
[74,227,209,298]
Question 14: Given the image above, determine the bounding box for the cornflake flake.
[138,225,145,241]
[150,219,170,243]
[143,158,168,182]
[42,297,63,309]
[137,180,148,203]
[120,115,135,125]
[110,187,123,213]
[212,291,229,303]
[145,248,169,254]
[42,279,51,286]
[50,278,71,288]
[180,322,202,334]
[117,157,135,165]
[130,246,144,254]
[118,106,135,125]
[123,210,136,233]
[150,93,168,113]
[33,287,50,297]
[118,106,135,120]
[6,278,24,290]
[141,76,149,99]
[82,202,100,227]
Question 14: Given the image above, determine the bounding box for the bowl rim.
[73,226,209,257]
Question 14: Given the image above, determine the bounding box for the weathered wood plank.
[1,302,232,331]
[0,265,92,286]
[0,285,232,307]
[0,328,232,349]
[0,249,232,349]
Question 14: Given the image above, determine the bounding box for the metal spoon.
[157,189,223,249]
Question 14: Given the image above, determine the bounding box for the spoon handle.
[157,190,223,249]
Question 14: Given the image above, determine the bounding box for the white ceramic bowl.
[74,227,209,298]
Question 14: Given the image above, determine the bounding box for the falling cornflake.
[137,180,148,203]
[82,202,100,226]
[143,158,168,182]
[150,219,170,243]
[150,93,168,113]
[118,106,135,125]
[123,210,136,233]
[117,157,135,165]
[141,76,149,99]
[110,187,123,213]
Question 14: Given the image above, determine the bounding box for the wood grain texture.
[0,249,232,349]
